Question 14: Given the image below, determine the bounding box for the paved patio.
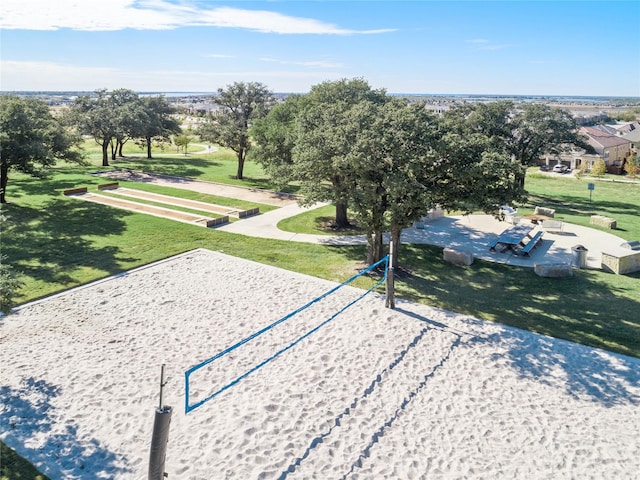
[219,205,627,270]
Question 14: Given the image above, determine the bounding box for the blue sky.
[1,0,639,96]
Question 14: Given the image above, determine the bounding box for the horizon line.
[1,90,639,100]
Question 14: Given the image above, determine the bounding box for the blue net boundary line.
[185,255,389,414]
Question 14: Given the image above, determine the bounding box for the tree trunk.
[146,136,153,159]
[515,163,526,189]
[367,228,384,264]
[366,232,375,265]
[375,229,384,263]
[236,150,245,180]
[118,139,124,157]
[334,200,350,228]
[110,140,117,161]
[390,227,401,269]
[101,142,110,167]
[0,163,9,203]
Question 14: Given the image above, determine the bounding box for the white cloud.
[0,60,345,92]
[0,0,395,34]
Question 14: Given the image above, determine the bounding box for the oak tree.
[198,82,274,180]
[0,95,82,203]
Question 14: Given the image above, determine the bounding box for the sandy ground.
[1,249,638,479]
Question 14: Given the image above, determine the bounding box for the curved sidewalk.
[218,205,627,269]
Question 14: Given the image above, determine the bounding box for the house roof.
[622,129,640,142]
[591,124,618,135]
[615,121,640,134]
[581,126,632,148]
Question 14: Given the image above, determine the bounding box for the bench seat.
[520,231,544,256]
[488,237,502,251]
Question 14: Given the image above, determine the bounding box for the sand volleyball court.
[1,249,638,479]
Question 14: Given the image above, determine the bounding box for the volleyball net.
[184,256,389,414]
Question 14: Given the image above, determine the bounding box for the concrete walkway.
[219,204,627,270]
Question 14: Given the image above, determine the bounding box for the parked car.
[539,164,550,171]
[552,164,569,173]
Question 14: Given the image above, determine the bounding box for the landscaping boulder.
[590,215,616,229]
[534,263,573,278]
[443,248,473,266]
[601,248,640,275]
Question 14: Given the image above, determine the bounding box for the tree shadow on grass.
[396,244,640,358]
[2,196,136,293]
[528,192,639,220]
[0,379,131,478]
[109,155,215,178]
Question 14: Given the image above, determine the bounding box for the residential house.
[580,126,632,174]
[614,120,640,136]
[542,126,633,173]
[622,129,640,153]
[617,121,640,153]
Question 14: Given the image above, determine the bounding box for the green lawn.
[105,181,277,214]
[4,161,638,356]
[278,170,640,241]
[522,171,640,237]
[277,204,364,235]
[2,160,639,477]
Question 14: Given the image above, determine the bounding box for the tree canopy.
[0,95,83,203]
[68,89,183,165]
[68,89,123,166]
[444,101,592,187]
[138,96,181,159]
[252,79,527,265]
[198,81,275,180]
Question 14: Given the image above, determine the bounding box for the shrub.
[591,158,607,176]
[624,154,639,178]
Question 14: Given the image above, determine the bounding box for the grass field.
[4,156,638,356]
[2,154,639,477]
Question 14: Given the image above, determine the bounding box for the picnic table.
[489,224,535,252]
